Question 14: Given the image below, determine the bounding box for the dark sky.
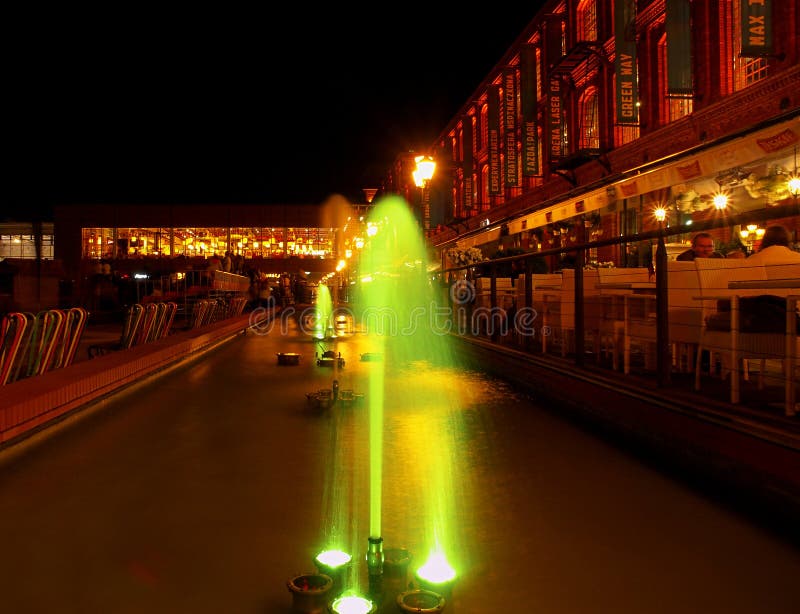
[5,6,543,215]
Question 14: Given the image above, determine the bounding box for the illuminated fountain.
[311,283,336,341]
[296,195,460,613]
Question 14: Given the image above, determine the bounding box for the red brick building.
[410,1,799,269]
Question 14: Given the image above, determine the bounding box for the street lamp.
[413,155,436,231]
[739,224,765,254]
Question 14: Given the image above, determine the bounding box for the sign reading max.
[740,0,773,57]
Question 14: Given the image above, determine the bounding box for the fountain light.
[414,552,456,601]
[314,549,352,599]
[416,552,456,584]
[315,549,351,568]
[329,594,376,614]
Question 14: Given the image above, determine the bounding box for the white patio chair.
[622,260,702,374]
[596,267,651,369]
[692,258,799,414]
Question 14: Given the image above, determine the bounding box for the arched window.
[657,33,692,126]
[561,98,570,154]
[481,164,490,210]
[579,87,599,150]
[535,45,543,101]
[479,104,489,152]
[577,0,597,41]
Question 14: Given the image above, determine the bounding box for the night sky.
[5,6,543,217]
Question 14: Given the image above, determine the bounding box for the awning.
[457,115,799,249]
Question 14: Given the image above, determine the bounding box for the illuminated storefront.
[79,226,335,259]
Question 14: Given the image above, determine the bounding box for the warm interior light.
[712,193,729,209]
[740,224,765,242]
[654,207,667,222]
[788,176,800,196]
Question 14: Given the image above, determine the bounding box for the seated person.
[746,225,800,264]
[676,232,723,261]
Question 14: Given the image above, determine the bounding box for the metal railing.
[434,202,800,419]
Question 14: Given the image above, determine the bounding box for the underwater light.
[315,549,351,568]
[416,553,455,584]
[415,553,457,601]
[330,594,375,614]
[314,549,352,598]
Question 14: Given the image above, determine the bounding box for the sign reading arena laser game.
[615,0,639,125]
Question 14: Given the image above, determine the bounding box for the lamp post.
[653,205,670,386]
[739,224,765,255]
[413,155,436,232]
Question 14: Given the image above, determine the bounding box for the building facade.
[411,0,799,269]
[47,201,376,311]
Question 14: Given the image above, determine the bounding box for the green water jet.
[312,283,335,340]
[356,195,461,591]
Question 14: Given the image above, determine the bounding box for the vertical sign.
[545,14,563,69]
[462,117,474,211]
[503,68,518,187]
[615,0,639,124]
[488,84,501,195]
[666,0,693,94]
[740,0,773,56]
[548,77,563,161]
[520,44,539,176]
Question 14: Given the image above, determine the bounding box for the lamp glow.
[788,176,800,196]
[330,595,374,614]
[416,552,456,584]
[712,193,729,210]
[413,155,436,187]
[654,207,667,222]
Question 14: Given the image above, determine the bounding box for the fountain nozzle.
[366,536,384,600]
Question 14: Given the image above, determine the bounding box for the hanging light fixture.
[712,192,729,210]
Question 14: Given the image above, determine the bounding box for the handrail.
[0,313,28,385]
[436,245,800,419]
